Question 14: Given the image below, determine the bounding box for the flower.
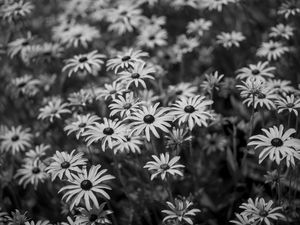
[269,24,294,40]
[113,133,143,154]
[165,128,192,149]
[144,153,184,180]
[201,0,238,12]
[107,49,149,73]
[236,61,275,82]
[266,79,295,95]
[58,165,115,210]
[200,71,224,94]
[240,198,285,225]
[257,41,289,61]
[162,197,201,225]
[216,31,245,48]
[64,114,100,140]
[108,92,142,118]
[25,144,50,163]
[202,133,227,154]
[46,150,88,181]
[63,51,106,77]
[276,95,300,116]
[136,26,167,49]
[54,24,100,48]
[187,18,212,37]
[171,95,213,130]
[76,203,113,225]
[168,82,198,99]
[15,160,48,189]
[236,79,264,99]
[83,118,127,150]
[25,220,51,225]
[7,32,34,58]
[278,1,300,18]
[173,35,199,59]
[248,125,300,166]
[172,0,199,9]
[11,74,40,97]
[1,0,34,23]
[116,61,155,89]
[230,213,256,225]
[127,103,172,141]
[0,126,32,154]
[5,209,29,225]
[68,89,94,107]
[38,98,71,123]
[96,81,126,101]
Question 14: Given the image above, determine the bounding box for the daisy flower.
[202,133,227,154]
[257,41,289,61]
[46,150,88,181]
[230,213,256,225]
[15,160,48,189]
[136,26,168,49]
[269,24,294,40]
[64,114,100,140]
[96,81,126,101]
[11,74,40,97]
[68,89,95,107]
[162,197,201,225]
[240,198,285,225]
[63,51,106,77]
[201,0,238,11]
[113,133,143,154]
[54,24,100,48]
[38,98,71,123]
[248,125,300,166]
[168,82,198,99]
[171,0,198,9]
[278,1,300,19]
[25,220,51,225]
[200,71,224,94]
[107,49,149,73]
[276,95,300,116]
[144,152,184,180]
[236,61,275,82]
[76,203,113,225]
[216,31,245,48]
[83,118,127,151]
[236,79,265,99]
[171,95,213,130]
[266,79,295,95]
[127,103,172,141]
[187,18,212,37]
[1,0,34,23]
[7,32,34,58]
[58,165,115,210]
[25,144,50,163]
[165,128,192,149]
[0,126,32,154]
[108,92,142,118]
[5,210,29,225]
[173,35,199,59]
[116,62,155,89]
[242,87,277,110]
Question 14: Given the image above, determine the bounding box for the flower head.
[236,61,275,82]
[38,98,71,123]
[257,41,289,61]
[276,95,300,116]
[76,203,113,225]
[217,31,245,48]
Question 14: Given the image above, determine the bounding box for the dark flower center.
[123,103,132,109]
[79,57,88,63]
[143,114,155,124]
[78,122,86,128]
[160,163,170,170]
[184,105,195,113]
[126,136,131,141]
[286,103,294,108]
[131,73,140,79]
[89,214,98,222]
[103,127,114,135]
[61,161,70,169]
[149,35,155,40]
[32,167,40,174]
[251,69,260,75]
[17,82,27,88]
[175,90,183,95]
[259,210,268,217]
[121,55,131,61]
[80,179,93,190]
[11,135,19,142]
[271,138,283,147]
[22,41,29,46]
[270,46,277,51]
[109,90,117,94]
[257,93,266,99]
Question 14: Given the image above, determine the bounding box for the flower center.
[109,90,117,94]
[123,103,132,109]
[131,73,140,79]
[17,82,26,88]
[11,135,19,142]
[80,179,93,190]
[22,41,29,46]
[271,138,283,147]
[79,57,88,63]
[257,93,266,99]
[78,122,86,128]
[143,114,155,124]
[103,127,114,135]
[121,55,131,61]
[286,103,294,108]
[32,167,40,174]
[184,105,195,113]
[160,163,170,170]
[259,210,268,217]
[61,161,70,169]
[89,214,98,222]
[175,90,183,95]
[251,69,260,75]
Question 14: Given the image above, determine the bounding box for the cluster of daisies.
[1,0,300,224]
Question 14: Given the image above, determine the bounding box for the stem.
[165,177,174,202]
[277,164,282,204]
[288,112,291,129]
[249,94,255,137]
